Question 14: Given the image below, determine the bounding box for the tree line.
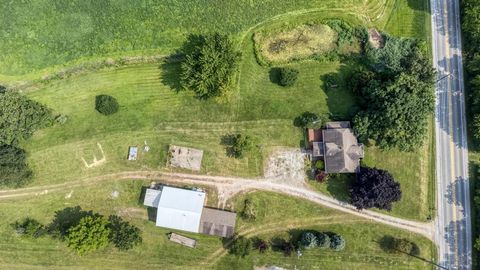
[462,0,480,259]
[0,90,54,187]
[11,206,142,255]
[351,36,435,151]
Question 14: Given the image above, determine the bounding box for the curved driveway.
[0,170,434,240]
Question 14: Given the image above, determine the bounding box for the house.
[308,121,364,173]
[143,185,236,238]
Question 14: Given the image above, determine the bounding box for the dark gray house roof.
[322,122,364,173]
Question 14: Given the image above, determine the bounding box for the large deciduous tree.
[0,144,32,187]
[0,91,53,145]
[66,215,111,255]
[180,33,241,99]
[350,167,402,211]
[108,215,142,250]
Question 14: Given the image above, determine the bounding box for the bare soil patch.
[264,149,306,186]
[167,145,203,171]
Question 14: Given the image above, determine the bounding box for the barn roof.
[155,186,206,233]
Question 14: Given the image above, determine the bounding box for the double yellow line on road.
[442,0,460,267]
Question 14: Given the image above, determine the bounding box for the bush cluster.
[222,133,257,159]
[11,218,46,238]
[241,199,256,221]
[352,35,435,151]
[12,206,142,256]
[230,236,252,257]
[0,91,53,187]
[300,231,345,251]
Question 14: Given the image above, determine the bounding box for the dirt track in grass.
[0,170,434,242]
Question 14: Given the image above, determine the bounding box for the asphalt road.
[431,0,472,268]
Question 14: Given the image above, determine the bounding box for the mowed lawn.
[19,0,434,222]
[0,182,436,270]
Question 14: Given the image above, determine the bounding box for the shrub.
[282,241,296,257]
[315,171,328,182]
[66,215,111,255]
[229,236,252,257]
[316,232,331,249]
[48,206,93,239]
[278,67,299,87]
[108,215,142,250]
[241,199,256,221]
[0,144,33,187]
[254,238,269,253]
[330,234,346,251]
[315,160,325,170]
[95,95,119,115]
[229,134,256,159]
[11,218,45,238]
[180,33,241,99]
[293,112,319,128]
[300,232,318,249]
[381,236,419,256]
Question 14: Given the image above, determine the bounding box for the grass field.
[0,0,435,268]
[13,0,433,223]
[0,183,436,270]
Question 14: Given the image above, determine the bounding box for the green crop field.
[0,184,437,270]
[0,0,428,81]
[0,0,434,269]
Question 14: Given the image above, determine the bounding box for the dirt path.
[0,170,435,241]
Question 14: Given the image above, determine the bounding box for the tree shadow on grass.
[159,55,183,92]
[325,173,355,202]
[47,206,93,238]
[321,65,360,121]
[220,134,237,157]
[147,207,157,222]
[138,186,148,205]
[159,34,206,93]
[268,67,281,85]
[407,0,431,13]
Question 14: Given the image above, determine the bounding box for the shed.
[168,233,197,248]
[143,188,162,208]
[128,146,138,160]
[199,208,237,238]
